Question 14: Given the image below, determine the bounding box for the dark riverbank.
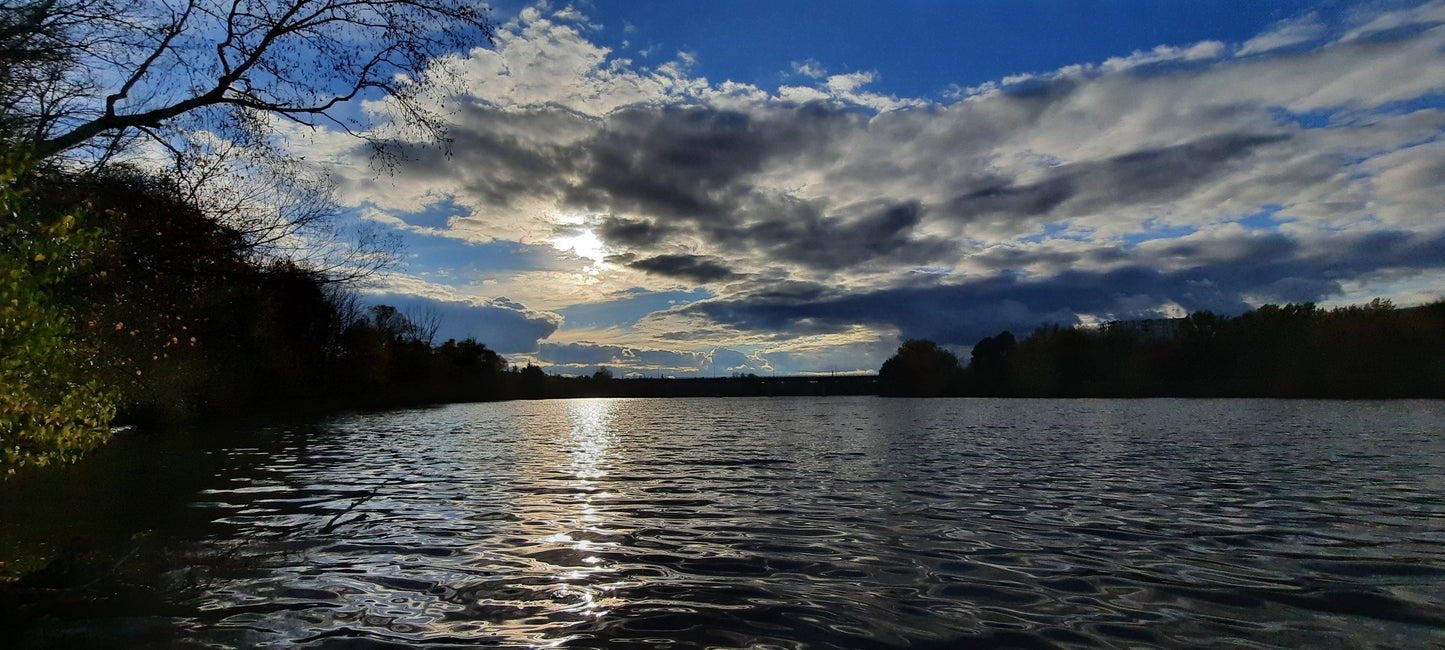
[0,423,246,637]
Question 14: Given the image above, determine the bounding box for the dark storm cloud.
[748,279,832,302]
[573,111,963,272]
[969,246,1084,270]
[566,104,854,220]
[693,229,1445,346]
[364,105,586,209]
[596,215,673,247]
[739,200,957,271]
[621,253,741,282]
[947,133,1291,221]
[567,105,904,263]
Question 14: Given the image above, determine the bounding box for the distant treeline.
[878,300,1445,398]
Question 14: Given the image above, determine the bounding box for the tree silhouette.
[2,0,494,162]
[878,339,963,397]
[967,330,1015,396]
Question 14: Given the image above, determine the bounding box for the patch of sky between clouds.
[1270,93,1445,129]
[398,229,564,278]
[1269,106,1336,129]
[1235,205,1298,231]
[1120,219,1200,246]
[1118,207,1296,246]
[554,288,713,330]
[388,196,469,230]
[1372,91,1445,120]
[1020,222,1094,244]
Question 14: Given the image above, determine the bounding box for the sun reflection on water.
[566,398,616,480]
[538,399,626,624]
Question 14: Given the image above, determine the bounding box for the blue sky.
[285,0,1445,376]
[577,0,1332,98]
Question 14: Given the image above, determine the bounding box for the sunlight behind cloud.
[552,227,608,272]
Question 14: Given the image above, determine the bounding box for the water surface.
[7,398,1445,648]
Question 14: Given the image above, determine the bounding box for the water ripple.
[156,398,1445,648]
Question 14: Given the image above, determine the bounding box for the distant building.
[1105,317,1182,340]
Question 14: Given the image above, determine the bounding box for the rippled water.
[13,398,1445,648]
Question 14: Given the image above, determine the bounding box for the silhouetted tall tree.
[878,339,963,397]
[967,330,1015,396]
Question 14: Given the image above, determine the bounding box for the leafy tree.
[0,154,117,473]
[967,330,1014,395]
[517,364,547,399]
[926,300,1445,399]
[878,339,963,397]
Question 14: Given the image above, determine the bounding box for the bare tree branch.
[1,0,491,284]
[0,0,493,160]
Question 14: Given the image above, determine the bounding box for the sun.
[555,229,606,264]
[552,216,609,273]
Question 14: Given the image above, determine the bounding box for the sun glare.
[552,223,608,272]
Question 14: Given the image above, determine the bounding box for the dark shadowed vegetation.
[1,0,499,473]
[878,339,963,397]
[878,300,1445,398]
[0,155,536,473]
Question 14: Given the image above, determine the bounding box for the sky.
[281,0,1445,377]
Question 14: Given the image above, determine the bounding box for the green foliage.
[0,156,117,473]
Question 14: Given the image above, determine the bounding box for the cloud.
[792,60,827,79]
[690,228,1445,346]
[1101,40,1227,71]
[536,341,711,374]
[552,5,586,23]
[537,341,627,365]
[618,253,741,282]
[363,293,561,354]
[300,1,1445,374]
[535,339,774,376]
[943,133,1292,225]
[1238,13,1328,56]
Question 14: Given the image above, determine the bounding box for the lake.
[4,397,1444,648]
